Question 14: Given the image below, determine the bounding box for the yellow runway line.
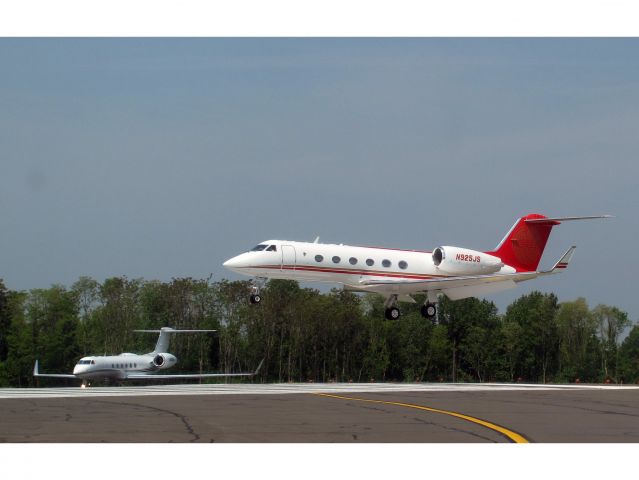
[314,392,529,443]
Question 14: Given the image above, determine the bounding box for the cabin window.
[398,260,408,269]
[382,259,391,268]
[366,258,374,266]
[250,244,268,251]
[266,245,277,252]
[349,257,357,265]
[315,255,324,262]
[332,256,341,264]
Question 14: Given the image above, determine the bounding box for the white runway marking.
[1,382,638,399]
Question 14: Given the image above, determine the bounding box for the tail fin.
[488,214,555,272]
[487,214,611,272]
[134,328,216,354]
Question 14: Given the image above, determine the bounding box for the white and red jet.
[223,214,610,320]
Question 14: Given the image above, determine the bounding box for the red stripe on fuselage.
[249,264,448,280]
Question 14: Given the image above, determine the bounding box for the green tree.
[501,319,523,382]
[504,291,559,383]
[439,296,499,382]
[592,304,630,382]
[556,298,600,382]
[618,325,639,383]
[0,279,11,362]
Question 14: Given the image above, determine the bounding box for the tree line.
[0,276,637,387]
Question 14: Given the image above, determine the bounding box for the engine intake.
[153,354,165,367]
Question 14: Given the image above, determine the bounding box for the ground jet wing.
[33,360,77,379]
[125,359,264,380]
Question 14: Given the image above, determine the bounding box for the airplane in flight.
[34,327,263,386]
[223,213,611,321]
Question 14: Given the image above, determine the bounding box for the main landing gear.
[421,302,438,325]
[383,295,438,323]
[384,295,401,320]
[385,306,401,320]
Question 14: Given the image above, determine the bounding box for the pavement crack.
[407,415,499,443]
[94,399,201,442]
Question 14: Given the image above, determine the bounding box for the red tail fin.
[487,214,560,272]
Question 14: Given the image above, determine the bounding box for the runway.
[1,383,638,442]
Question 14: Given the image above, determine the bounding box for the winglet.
[254,358,265,375]
[547,245,577,272]
[33,360,39,376]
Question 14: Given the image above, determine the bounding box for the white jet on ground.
[223,213,611,321]
[34,327,262,386]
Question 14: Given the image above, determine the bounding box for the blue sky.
[1,38,637,318]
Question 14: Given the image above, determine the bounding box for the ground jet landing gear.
[421,302,437,324]
[384,295,401,320]
[249,278,265,304]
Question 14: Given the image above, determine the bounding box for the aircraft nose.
[223,254,245,270]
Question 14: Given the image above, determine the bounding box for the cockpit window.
[251,244,268,251]
[266,245,277,252]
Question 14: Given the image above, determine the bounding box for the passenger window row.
[111,363,137,368]
[314,254,408,269]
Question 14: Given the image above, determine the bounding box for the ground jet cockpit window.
[251,244,268,251]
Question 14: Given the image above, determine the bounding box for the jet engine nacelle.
[152,353,177,370]
[432,246,503,275]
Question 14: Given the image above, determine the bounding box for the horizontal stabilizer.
[525,215,613,224]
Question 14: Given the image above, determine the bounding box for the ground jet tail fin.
[133,327,217,353]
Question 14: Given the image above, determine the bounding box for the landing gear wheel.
[249,294,262,304]
[421,303,437,321]
[385,307,401,320]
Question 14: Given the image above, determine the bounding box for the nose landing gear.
[249,293,262,304]
[249,278,266,305]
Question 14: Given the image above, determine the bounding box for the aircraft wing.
[33,360,77,379]
[352,271,539,300]
[126,359,264,380]
[350,246,577,301]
